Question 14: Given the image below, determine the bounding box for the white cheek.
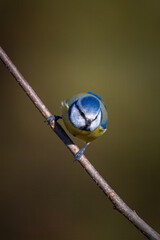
[89,111,102,131]
[69,105,86,129]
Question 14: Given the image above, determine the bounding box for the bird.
[47,92,108,160]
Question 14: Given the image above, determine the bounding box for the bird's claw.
[74,142,90,161]
[74,148,86,161]
[45,115,62,125]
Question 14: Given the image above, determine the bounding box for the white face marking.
[89,110,102,131]
[69,104,86,129]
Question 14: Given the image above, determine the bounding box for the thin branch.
[0,46,159,240]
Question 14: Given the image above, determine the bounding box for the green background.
[1,1,160,239]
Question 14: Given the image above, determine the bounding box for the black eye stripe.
[75,101,86,119]
[93,108,101,120]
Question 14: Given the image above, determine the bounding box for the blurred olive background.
[1,1,160,240]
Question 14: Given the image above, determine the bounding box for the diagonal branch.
[0,46,159,240]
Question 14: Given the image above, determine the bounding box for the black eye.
[75,101,86,119]
[80,111,85,118]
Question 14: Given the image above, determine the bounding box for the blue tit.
[61,92,108,160]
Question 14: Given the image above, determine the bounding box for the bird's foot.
[74,142,90,161]
[45,115,62,125]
